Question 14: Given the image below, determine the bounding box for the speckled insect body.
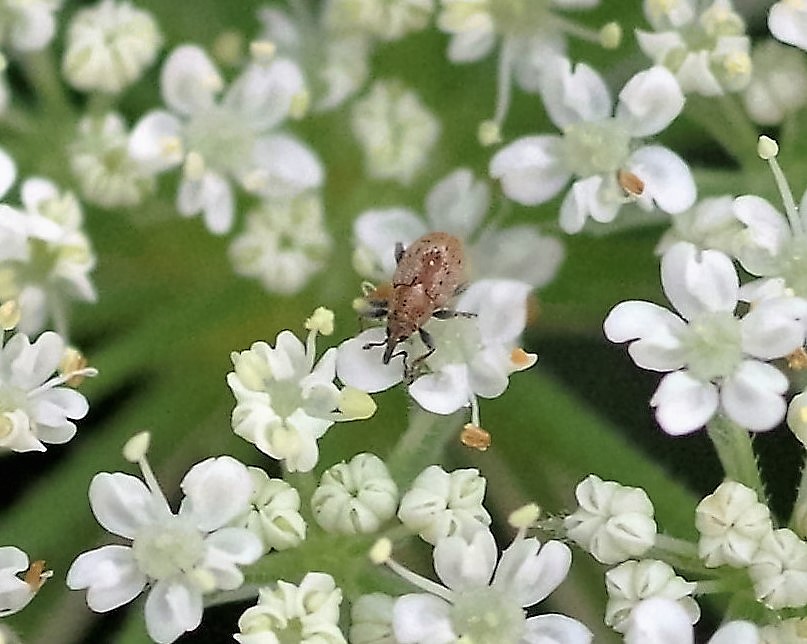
[362,232,473,375]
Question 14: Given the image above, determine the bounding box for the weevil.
[361,232,475,377]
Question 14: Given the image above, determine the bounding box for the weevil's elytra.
[361,232,473,376]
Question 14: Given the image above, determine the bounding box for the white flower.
[0,330,94,452]
[336,279,536,426]
[312,453,398,535]
[0,178,96,336]
[743,40,807,125]
[564,474,657,565]
[352,168,563,289]
[490,61,695,233]
[733,193,807,299]
[695,480,773,568]
[129,44,320,234]
[62,0,162,94]
[605,560,699,634]
[386,528,592,644]
[749,527,807,609]
[326,0,433,41]
[759,618,807,643]
[67,453,263,644]
[0,0,62,53]
[350,593,396,644]
[232,466,306,552]
[229,193,332,295]
[625,597,759,644]
[258,5,371,111]
[437,0,603,131]
[788,389,807,447]
[769,0,807,51]
[0,547,49,617]
[604,241,807,434]
[351,79,440,186]
[235,572,346,644]
[227,319,375,473]
[638,0,751,96]
[69,112,156,208]
[397,465,491,545]
[655,195,744,256]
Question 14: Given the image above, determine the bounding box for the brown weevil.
[361,232,475,377]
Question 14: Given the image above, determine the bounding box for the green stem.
[20,50,73,121]
[788,453,807,536]
[706,416,766,502]
[387,405,465,489]
[685,94,759,170]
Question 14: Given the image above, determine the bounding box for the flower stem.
[684,94,759,170]
[387,405,465,488]
[706,416,765,502]
[20,50,73,121]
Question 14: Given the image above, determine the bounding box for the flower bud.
[62,0,162,94]
[311,453,398,534]
[349,593,395,644]
[397,465,491,545]
[749,528,807,609]
[605,560,699,634]
[236,467,305,552]
[744,40,807,126]
[565,475,656,565]
[695,480,772,567]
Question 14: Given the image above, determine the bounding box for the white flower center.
[423,317,481,370]
[562,119,631,177]
[132,516,205,580]
[489,0,549,35]
[450,586,526,644]
[183,106,254,175]
[681,311,742,381]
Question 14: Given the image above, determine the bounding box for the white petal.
[741,296,807,359]
[161,45,221,116]
[523,614,593,644]
[144,580,203,644]
[409,364,472,414]
[617,67,684,136]
[650,371,719,435]
[470,226,564,288]
[89,472,164,539]
[494,538,571,606]
[539,57,612,128]
[676,50,724,96]
[559,176,620,234]
[9,4,55,51]
[447,27,496,63]
[204,527,263,566]
[624,597,694,644]
[635,30,684,65]
[425,168,489,237]
[0,147,16,199]
[604,301,687,371]
[20,177,57,215]
[433,530,498,591]
[67,545,146,612]
[176,171,234,235]
[733,195,790,262]
[769,2,807,51]
[224,58,304,130]
[246,134,324,199]
[661,242,738,320]
[489,136,570,206]
[0,547,27,573]
[393,594,455,644]
[180,456,253,531]
[354,208,426,278]
[721,360,788,432]
[128,111,183,172]
[709,621,760,644]
[626,146,696,214]
[457,279,530,345]
[336,328,404,393]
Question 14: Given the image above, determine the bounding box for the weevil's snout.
[382,336,399,364]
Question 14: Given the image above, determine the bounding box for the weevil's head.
[383,284,430,364]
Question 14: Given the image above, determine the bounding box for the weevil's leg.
[453,282,470,296]
[432,309,477,320]
[405,328,437,383]
[395,242,405,264]
[362,339,388,350]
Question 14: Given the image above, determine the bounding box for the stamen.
[249,40,277,64]
[183,151,205,181]
[461,423,491,451]
[384,554,454,602]
[758,136,803,235]
[485,36,516,143]
[788,347,807,370]
[0,300,20,330]
[23,560,51,591]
